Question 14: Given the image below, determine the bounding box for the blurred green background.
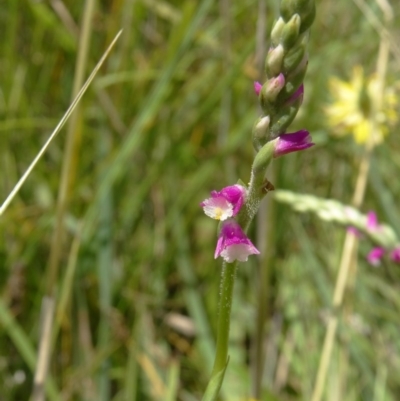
[1,0,400,400]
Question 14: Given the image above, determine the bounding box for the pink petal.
[367,247,385,266]
[215,220,260,263]
[274,130,314,157]
[254,81,262,96]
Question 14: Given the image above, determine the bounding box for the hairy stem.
[211,261,239,376]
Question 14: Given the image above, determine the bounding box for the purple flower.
[366,211,380,231]
[390,247,400,263]
[367,247,385,266]
[254,81,262,96]
[273,130,314,157]
[201,185,247,221]
[215,220,260,263]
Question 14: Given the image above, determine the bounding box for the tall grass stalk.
[1,27,119,401]
[0,28,121,217]
[80,0,214,241]
[0,299,60,400]
[310,5,391,399]
[29,1,110,397]
[44,0,96,303]
[96,128,113,401]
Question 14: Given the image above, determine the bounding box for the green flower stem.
[211,261,238,377]
[238,141,275,231]
[205,148,274,399]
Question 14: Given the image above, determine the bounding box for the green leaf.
[201,360,229,401]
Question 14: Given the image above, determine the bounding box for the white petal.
[221,244,257,263]
[202,197,233,220]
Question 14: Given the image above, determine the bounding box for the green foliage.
[1,1,400,400]
[202,360,228,401]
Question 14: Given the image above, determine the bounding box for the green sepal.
[252,136,263,152]
[282,41,306,74]
[260,98,275,118]
[299,4,315,33]
[252,140,275,175]
[278,62,307,102]
[269,96,302,137]
[280,14,301,49]
[280,0,315,34]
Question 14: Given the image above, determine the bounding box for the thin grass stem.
[0,31,122,217]
[28,12,121,401]
[310,11,391,400]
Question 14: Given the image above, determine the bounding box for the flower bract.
[215,220,260,263]
[285,84,304,106]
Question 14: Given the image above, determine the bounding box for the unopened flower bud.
[266,45,284,77]
[280,14,301,48]
[280,0,316,34]
[255,116,270,135]
[262,73,285,103]
[271,17,286,47]
[253,116,271,151]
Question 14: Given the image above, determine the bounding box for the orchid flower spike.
[273,130,314,157]
[367,247,385,266]
[201,185,247,221]
[215,219,260,263]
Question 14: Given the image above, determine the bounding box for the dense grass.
[1,0,400,400]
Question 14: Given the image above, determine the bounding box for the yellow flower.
[325,66,399,144]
